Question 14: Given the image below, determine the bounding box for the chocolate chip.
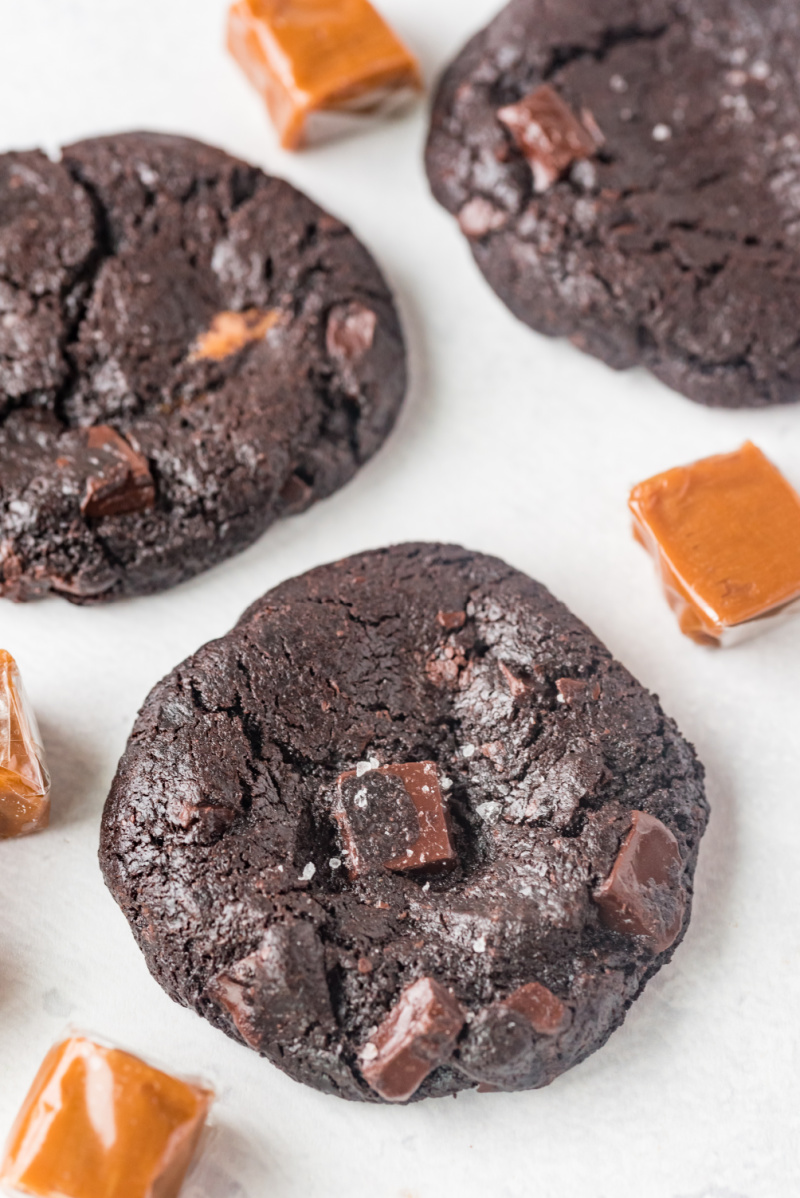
[436,610,467,631]
[278,472,313,514]
[334,762,456,878]
[210,921,334,1051]
[556,677,600,704]
[498,661,530,699]
[78,426,155,519]
[502,982,570,1035]
[456,981,570,1090]
[326,302,377,363]
[359,977,465,1102]
[594,811,685,952]
[498,84,603,192]
[455,1004,537,1090]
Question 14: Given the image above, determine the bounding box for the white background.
[1,2,799,1195]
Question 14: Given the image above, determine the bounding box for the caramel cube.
[629,442,800,644]
[0,1037,213,1198]
[227,0,422,149]
[0,651,50,839]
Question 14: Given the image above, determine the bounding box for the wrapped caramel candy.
[0,651,50,838]
[0,1036,213,1198]
[630,442,800,645]
[227,0,422,149]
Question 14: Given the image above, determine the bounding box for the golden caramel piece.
[0,651,50,839]
[0,1037,213,1198]
[630,442,800,644]
[227,0,423,149]
[190,308,281,361]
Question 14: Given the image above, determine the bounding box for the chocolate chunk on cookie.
[0,133,406,602]
[426,0,800,407]
[100,544,708,1102]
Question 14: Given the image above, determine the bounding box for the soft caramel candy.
[227,0,422,149]
[630,442,800,644]
[0,651,50,839]
[0,1037,213,1198]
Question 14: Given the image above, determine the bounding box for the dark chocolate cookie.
[0,133,405,601]
[100,544,708,1103]
[426,0,800,408]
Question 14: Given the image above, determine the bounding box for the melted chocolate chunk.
[456,982,570,1090]
[502,982,570,1035]
[335,762,456,877]
[498,84,602,192]
[456,1004,538,1091]
[360,977,465,1102]
[594,811,685,952]
[77,426,155,519]
[210,921,335,1051]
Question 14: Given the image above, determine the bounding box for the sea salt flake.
[473,935,487,954]
[440,776,453,791]
[462,744,476,758]
[476,801,502,824]
[301,862,316,881]
[361,1043,379,1061]
[652,123,672,142]
[329,857,342,870]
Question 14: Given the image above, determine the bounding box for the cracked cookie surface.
[426,0,800,408]
[0,133,406,601]
[100,543,708,1102]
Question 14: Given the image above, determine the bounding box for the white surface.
[1,2,798,1195]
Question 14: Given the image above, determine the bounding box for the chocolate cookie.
[100,544,708,1103]
[426,0,800,408]
[0,133,405,601]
